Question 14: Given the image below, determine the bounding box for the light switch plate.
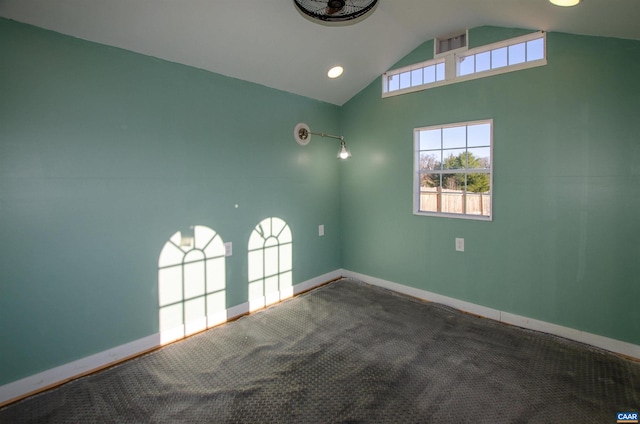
[455,238,464,252]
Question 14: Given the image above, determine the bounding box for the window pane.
[400,71,411,89]
[492,47,508,69]
[411,68,423,86]
[388,74,399,91]
[458,55,475,76]
[465,195,490,215]
[423,65,435,83]
[508,42,526,65]
[475,51,491,73]
[442,126,466,149]
[436,62,445,81]
[419,174,441,213]
[466,173,491,194]
[420,152,441,170]
[467,147,491,169]
[419,129,441,150]
[441,173,465,213]
[442,148,467,169]
[467,123,491,147]
[527,38,544,61]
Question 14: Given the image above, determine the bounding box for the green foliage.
[422,151,490,193]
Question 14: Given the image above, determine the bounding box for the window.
[383,59,446,95]
[414,120,493,220]
[457,32,545,78]
[248,217,293,310]
[158,225,226,344]
[383,31,546,98]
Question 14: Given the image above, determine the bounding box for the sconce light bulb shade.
[338,141,352,159]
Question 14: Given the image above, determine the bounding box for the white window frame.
[383,31,545,98]
[381,57,447,98]
[454,31,546,83]
[413,119,494,221]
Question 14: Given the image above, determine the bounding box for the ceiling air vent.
[435,30,468,57]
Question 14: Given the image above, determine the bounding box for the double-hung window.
[414,120,493,220]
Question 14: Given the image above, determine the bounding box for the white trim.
[0,269,344,406]
[0,334,160,407]
[463,30,545,57]
[342,270,640,360]
[293,269,343,295]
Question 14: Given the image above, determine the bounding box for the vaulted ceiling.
[2,0,639,105]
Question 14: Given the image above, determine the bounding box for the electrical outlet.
[225,242,233,257]
[319,225,325,237]
[455,238,465,252]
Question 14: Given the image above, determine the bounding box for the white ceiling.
[2,0,639,106]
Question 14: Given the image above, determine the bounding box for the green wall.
[340,27,640,346]
[2,19,639,389]
[0,18,342,385]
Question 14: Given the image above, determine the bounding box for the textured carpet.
[1,278,639,423]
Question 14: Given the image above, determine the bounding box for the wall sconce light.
[294,123,351,159]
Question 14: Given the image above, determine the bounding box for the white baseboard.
[0,334,160,407]
[343,269,640,360]
[0,269,343,407]
[293,269,344,295]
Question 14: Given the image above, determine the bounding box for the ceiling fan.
[293,0,378,23]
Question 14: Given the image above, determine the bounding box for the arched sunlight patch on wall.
[248,217,293,311]
[158,225,226,345]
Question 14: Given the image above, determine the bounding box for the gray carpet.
[1,278,639,423]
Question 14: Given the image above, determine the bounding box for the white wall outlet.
[318,224,325,237]
[455,238,465,252]
[225,242,233,257]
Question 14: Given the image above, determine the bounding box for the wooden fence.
[420,188,490,216]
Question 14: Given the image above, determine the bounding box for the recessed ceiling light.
[328,66,344,79]
[549,0,581,6]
